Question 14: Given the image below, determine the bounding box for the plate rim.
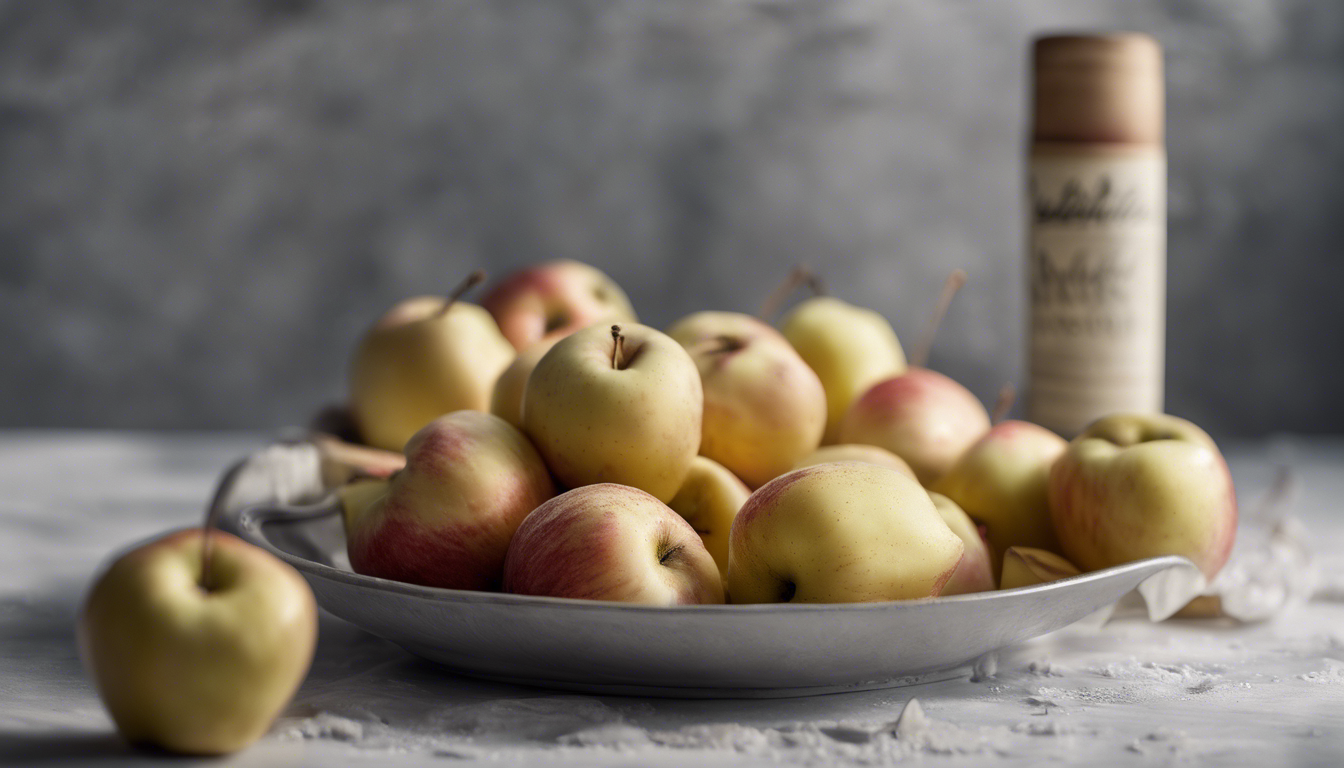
[225,495,1198,615]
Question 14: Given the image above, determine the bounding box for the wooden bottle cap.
[1033,33,1163,144]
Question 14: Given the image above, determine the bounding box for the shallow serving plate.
[220,492,1202,699]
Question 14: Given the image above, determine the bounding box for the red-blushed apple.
[929,492,996,595]
[999,546,1081,590]
[502,484,724,605]
[933,419,1067,573]
[727,463,964,603]
[343,411,555,590]
[1048,413,1238,580]
[666,311,827,488]
[837,367,991,486]
[792,443,918,480]
[78,529,317,755]
[482,260,637,351]
[349,273,514,451]
[666,455,752,579]
[489,338,558,429]
[522,322,702,503]
[779,296,907,445]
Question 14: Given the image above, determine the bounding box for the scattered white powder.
[1298,660,1344,684]
[1126,728,1191,757]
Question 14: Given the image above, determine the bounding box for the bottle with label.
[1026,33,1166,437]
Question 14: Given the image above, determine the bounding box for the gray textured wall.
[2,0,1341,439]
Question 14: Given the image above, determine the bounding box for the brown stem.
[199,459,246,592]
[435,269,487,317]
[611,325,626,369]
[910,268,967,369]
[759,266,823,321]
[991,382,1016,425]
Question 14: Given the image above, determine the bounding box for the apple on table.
[79,529,318,755]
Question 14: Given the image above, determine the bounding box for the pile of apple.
[333,260,1238,605]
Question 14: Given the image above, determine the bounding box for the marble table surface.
[2,431,1342,767]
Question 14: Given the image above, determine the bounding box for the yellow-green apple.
[1048,413,1237,580]
[792,443,917,480]
[728,463,964,603]
[78,529,317,755]
[502,484,724,604]
[779,296,907,444]
[482,260,637,352]
[349,287,514,451]
[666,311,826,487]
[999,546,1081,590]
[489,338,558,429]
[666,456,751,579]
[343,411,555,590]
[933,419,1067,573]
[522,323,702,503]
[837,368,990,486]
[929,492,996,595]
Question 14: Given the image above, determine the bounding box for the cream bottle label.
[1027,144,1165,437]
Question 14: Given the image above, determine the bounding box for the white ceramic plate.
[221,490,1200,698]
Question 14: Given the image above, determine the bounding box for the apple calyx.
[910,268,967,369]
[434,269,487,318]
[991,382,1016,425]
[759,265,826,321]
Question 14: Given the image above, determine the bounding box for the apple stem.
[611,325,626,370]
[198,460,246,592]
[910,268,967,369]
[758,265,825,321]
[694,334,746,357]
[991,382,1016,425]
[435,269,487,317]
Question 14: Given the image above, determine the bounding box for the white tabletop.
[2,431,1342,766]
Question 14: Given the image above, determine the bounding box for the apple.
[522,323,702,503]
[489,338,558,429]
[1048,413,1238,580]
[666,455,752,579]
[779,296,907,444]
[349,274,515,451]
[666,311,827,487]
[929,492,996,595]
[837,367,991,486]
[728,463,964,603]
[792,443,917,480]
[502,484,724,605]
[999,546,1081,590]
[481,260,637,352]
[933,419,1067,573]
[78,529,317,755]
[343,411,555,590]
